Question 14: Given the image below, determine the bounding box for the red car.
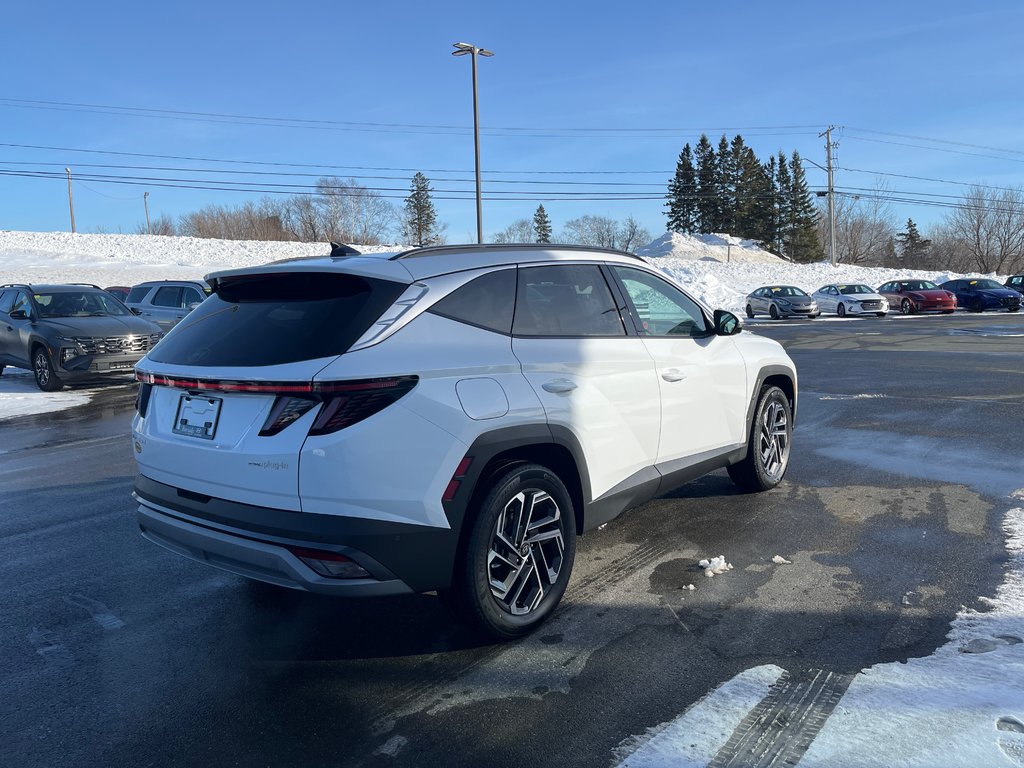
[877,280,957,314]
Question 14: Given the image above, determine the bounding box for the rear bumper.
[134,474,459,595]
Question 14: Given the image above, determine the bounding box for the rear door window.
[182,287,205,306]
[513,264,624,337]
[148,272,406,367]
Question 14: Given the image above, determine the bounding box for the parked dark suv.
[0,284,163,391]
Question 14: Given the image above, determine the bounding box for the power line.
[838,166,1023,194]
[842,135,1024,165]
[0,97,824,136]
[0,141,672,175]
[843,126,1024,158]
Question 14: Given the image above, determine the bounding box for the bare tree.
[491,218,534,243]
[315,177,396,245]
[943,185,1024,274]
[136,214,176,236]
[819,189,896,266]
[561,215,619,248]
[617,216,652,253]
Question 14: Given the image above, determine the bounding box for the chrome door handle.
[661,369,687,383]
[542,379,577,394]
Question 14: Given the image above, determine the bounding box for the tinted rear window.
[148,272,406,367]
[513,264,625,337]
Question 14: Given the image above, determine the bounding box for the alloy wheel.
[34,351,50,387]
[488,489,565,616]
[901,299,912,314]
[758,399,790,481]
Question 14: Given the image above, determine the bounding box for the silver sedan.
[811,284,889,317]
[745,286,819,320]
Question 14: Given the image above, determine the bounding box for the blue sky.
[2,0,1022,243]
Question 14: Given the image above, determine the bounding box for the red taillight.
[136,371,418,436]
[442,456,473,502]
[259,396,317,436]
[308,376,418,436]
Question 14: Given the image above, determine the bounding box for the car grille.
[860,300,882,310]
[1001,296,1021,307]
[72,334,161,355]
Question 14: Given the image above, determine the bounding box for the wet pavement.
[1,311,1022,767]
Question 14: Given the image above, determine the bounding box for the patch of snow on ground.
[800,504,1024,768]
[0,367,94,420]
[614,665,785,767]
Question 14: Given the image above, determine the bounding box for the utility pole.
[65,167,76,233]
[819,126,837,266]
[143,191,152,235]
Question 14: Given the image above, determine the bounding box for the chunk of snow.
[771,555,792,564]
[698,555,733,577]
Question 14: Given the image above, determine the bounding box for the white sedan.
[811,284,889,317]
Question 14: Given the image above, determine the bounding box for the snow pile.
[637,231,786,265]
[0,230,397,288]
[698,555,734,577]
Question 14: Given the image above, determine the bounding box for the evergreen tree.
[402,172,439,247]
[717,135,736,234]
[533,204,552,243]
[774,151,793,256]
[694,134,718,234]
[787,152,823,262]
[665,144,697,233]
[895,218,931,267]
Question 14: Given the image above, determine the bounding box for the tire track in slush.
[708,668,854,768]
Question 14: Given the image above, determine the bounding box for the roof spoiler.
[329,242,361,258]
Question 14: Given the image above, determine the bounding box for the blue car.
[939,279,1021,313]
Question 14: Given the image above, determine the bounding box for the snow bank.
[0,230,397,288]
[0,229,1000,317]
[637,231,786,265]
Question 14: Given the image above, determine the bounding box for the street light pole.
[65,167,76,233]
[143,191,152,235]
[452,42,494,244]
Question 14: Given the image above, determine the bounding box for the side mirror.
[186,302,202,312]
[9,309,29,320]
[130,307,142,315]
[714,309,742,336]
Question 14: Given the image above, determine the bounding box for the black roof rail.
[389,242,646,261]
[1,283,31,289]
[330,242,361,258]
[69,283,103,289]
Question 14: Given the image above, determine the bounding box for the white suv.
[131,244,797,638]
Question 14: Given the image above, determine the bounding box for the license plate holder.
[173,394,222,440]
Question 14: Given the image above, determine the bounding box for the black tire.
[971,297,985,313]
[942,309,955,314]
[745,304,754,319]
[837,303,846,318]
[769,304,780,320]
[0,364,4,377]
[728,385,792,493]
[32,346,64,392]
[447,463,576,640]
[876,312,887,317]
[1010,306,1020,313]
[900,298,914,315]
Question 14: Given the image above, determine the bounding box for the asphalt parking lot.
[2,311,1022,767]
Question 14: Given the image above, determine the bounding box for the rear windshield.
[147,272,406,367]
